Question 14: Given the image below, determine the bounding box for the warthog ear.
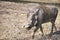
[33,8,39,14]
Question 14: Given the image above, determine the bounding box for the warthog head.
[24,8,39,28]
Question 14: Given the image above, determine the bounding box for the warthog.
[25,5,58,38]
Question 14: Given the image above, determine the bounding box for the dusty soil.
[0,1,60,40]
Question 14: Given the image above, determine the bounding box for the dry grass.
[0,1,60,40]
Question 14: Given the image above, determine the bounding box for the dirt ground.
[0,1,60,40]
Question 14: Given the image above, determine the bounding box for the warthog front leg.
[32,26,39,39]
